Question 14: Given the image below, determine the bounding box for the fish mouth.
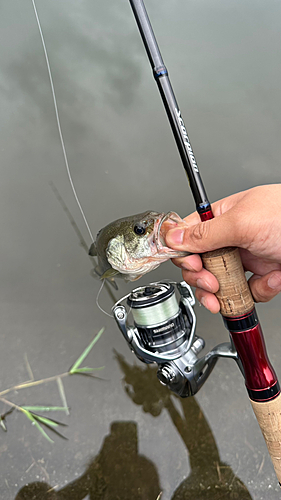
[153,212,190,258]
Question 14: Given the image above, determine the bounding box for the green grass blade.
[29,413,68,440]
[69,328,104,374]
[23,409,54,443]
[32,419,54,443]
[70,366,104,374]
[32,415,59,427]
[22,406,68,412]
[71,367,93,374]
[30,412,68,427]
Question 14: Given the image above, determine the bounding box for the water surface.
[0,1,281,499]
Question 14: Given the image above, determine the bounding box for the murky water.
[0,1,281,499]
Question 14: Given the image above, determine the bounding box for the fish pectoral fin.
[88,242,97,256]
[91,266,119,290]
[101,268,120,280]
[125,275,141,282]
[101,268,120,290]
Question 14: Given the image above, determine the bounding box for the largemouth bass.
[89,211,190,288]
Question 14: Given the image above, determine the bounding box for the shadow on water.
[15,354,252,500]
[116,354,253,500]
[15,421,160,500]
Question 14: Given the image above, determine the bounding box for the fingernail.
[196,278,213,292]
[268,274,281,290]
[168,229,184,246]
[182,262,197,272]
[200,296,207,308]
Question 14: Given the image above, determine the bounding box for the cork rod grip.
[201,247,254,317]
[251,395,281,483]
[202,246,281,483]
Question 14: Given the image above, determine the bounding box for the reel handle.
[202,247,281,483]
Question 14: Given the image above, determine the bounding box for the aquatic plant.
[0,328,104,442]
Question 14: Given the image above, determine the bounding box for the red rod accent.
[198,209,278,393]
[199,210,214,222]
[230,323,277,391]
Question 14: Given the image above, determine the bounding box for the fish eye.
[134,223,147,236]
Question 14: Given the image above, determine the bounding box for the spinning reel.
[112,281,241,398]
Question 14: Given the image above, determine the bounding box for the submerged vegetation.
[0,328,104,443]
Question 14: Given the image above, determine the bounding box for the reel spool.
[127,283,192,356]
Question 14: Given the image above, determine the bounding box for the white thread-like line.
[96,280,114,318]
[31,0,94,242]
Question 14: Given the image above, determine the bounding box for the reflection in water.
[15,422,160,500]
[116,353,253,500]
[15,353,253,500]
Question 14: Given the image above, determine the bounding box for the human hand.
[166,185,281,313]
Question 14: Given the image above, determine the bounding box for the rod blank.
[129,0,211,212]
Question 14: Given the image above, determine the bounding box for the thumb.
[166,213,240,254]
[248,271,281,303]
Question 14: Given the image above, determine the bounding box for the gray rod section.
[129,0,164,70]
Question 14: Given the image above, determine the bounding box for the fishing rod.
[113,0,281,485]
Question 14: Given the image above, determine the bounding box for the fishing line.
[131,293,179,326]
[96,280,114,318]
[31,0,94,243]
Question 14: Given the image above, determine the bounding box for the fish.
[88,211,190,288]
